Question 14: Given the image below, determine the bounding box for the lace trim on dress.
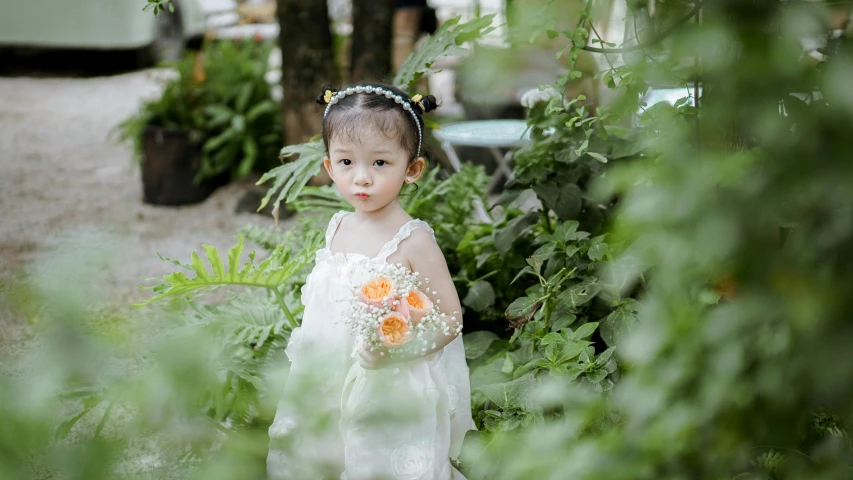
[324,210,349,248]
[375,220,436,262]
[321,211,435,263]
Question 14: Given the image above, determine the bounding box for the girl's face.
[323,126,424,214]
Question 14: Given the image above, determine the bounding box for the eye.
[374,160,387,167]
[339,159,352,166]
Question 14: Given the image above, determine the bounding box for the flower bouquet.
[347,263,460,357]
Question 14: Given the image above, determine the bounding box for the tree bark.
[277,0,338,146]
[350,0,395,82]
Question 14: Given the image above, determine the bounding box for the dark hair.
[316,82,439,162]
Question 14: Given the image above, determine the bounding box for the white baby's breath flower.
[520,86,561,108]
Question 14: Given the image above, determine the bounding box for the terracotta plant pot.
[140,126,224,206]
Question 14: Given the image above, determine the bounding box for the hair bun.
[420,95,439,113]
[316,83,338,105]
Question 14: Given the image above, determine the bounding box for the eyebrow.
[330,148,394,156]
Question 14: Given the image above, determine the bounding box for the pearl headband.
[323,85,424,157]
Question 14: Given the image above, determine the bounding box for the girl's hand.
[357,346,391,370]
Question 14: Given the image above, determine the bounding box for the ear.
[406,157,426,183]
[323,157,334,181]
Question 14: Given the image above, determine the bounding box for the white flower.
[520,86,560,108]
[391,444,433,480]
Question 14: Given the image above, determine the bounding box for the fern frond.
[136,235,314,308]
[256,139,325,216]
[239,224,290,252]
[289,185,350,215]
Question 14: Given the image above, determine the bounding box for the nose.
[354,166,372,186]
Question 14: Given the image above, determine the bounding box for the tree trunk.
[351,0,395,82]
[277,0,338,146]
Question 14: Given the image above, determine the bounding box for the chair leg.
[486,147,514,193]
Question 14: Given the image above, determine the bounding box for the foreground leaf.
[256,140,325,218]
[136,235,316,307]
[393,15,496,92]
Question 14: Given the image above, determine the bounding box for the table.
[433,120,531,221]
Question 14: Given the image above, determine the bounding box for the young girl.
[267,83,475,480]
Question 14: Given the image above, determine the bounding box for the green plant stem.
[576,0,593,30]
[575,0,704,54]
[471,270,499,285]
[542,208,554,234]
[543,297,554,331]
[273,287,297,329]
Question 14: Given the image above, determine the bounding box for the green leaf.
[464,331,500,360]
[558,339,588,362]
[572,321,599,340]
[475,373,537,410]
[230,115,246,134]
[494,212,538,254]
[394,15,496,92]
[587,239,608,261]
[546,28,558,39]
[234,83,254,113]
[594,347,616,367]
[600,299,638,347]
[533,183,583,220]
[511,266,536,285]
[540,332,565,346]
[256,140,325,213]
[550,313,577,332]
[204,105,234,128]
[245,101,277,121]
[587,152,609,163]
[506,296,541,325]
[559,279,601,308]
[464,280,496,312]
[470,358,511,389]
[532,243,557,266]
[203,128,238,153]
[135,235,319,307]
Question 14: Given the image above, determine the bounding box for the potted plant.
[116,37,282,206]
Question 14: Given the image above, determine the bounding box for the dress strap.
[375,219,435,262]
[324,211,350,249]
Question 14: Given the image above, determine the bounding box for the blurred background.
[3,1,853,479]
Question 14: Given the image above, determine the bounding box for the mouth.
[354,193,370,200]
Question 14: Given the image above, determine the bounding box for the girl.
[268,83,475,480]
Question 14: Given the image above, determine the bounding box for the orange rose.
[405,289,433,326]
[359,276,396,308]
[376,313,412,348]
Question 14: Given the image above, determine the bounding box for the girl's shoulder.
[396,220,440,256]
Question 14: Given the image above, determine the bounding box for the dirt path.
[0,69,284,349]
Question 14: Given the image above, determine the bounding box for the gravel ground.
[0,67,285,354]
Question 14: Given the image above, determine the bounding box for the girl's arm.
[406,229,463,353]
[357,228,463,369]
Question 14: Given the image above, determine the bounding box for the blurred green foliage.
[115,38,282,183]
[6,1,853,479]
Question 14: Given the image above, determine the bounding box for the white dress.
[268,211,476,480]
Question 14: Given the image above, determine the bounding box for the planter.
[141,126,223,206]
